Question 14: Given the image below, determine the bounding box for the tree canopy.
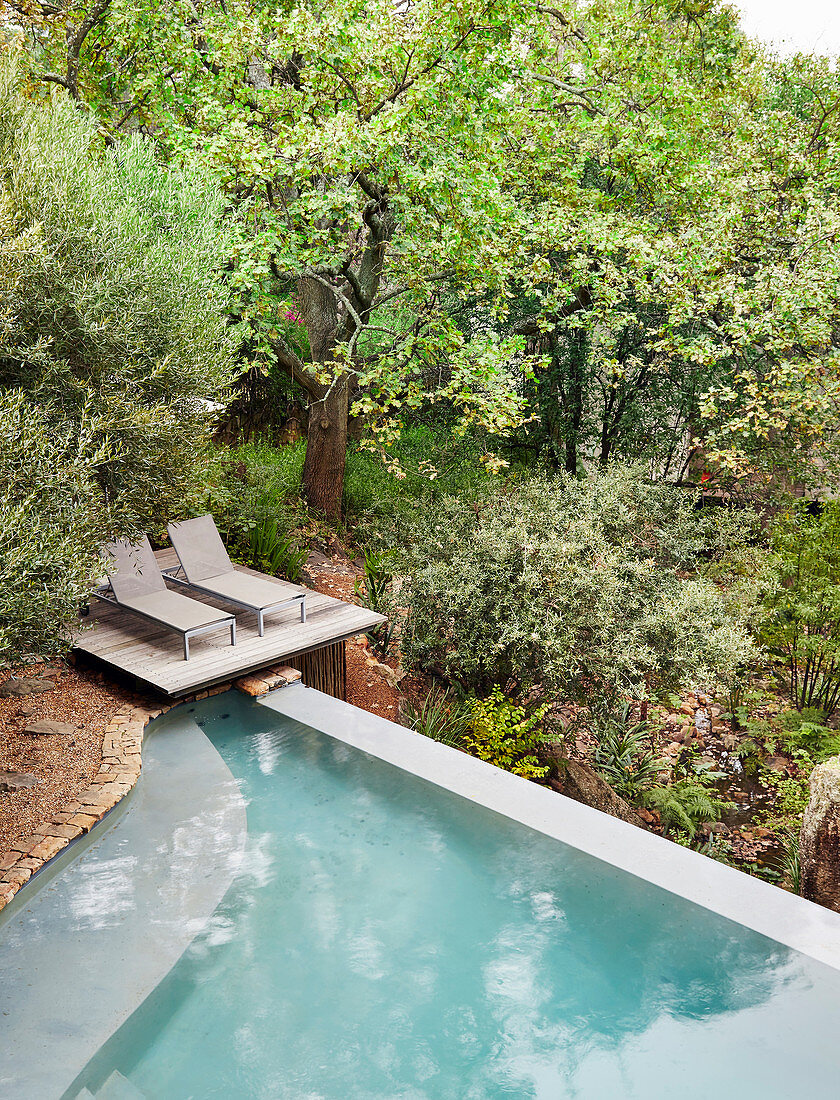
[5,1,840,508]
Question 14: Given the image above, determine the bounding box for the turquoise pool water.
[63,692,840,1098]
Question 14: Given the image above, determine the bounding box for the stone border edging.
[0,661,307,912]
[0,685,227,912]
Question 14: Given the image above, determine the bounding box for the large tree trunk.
[301,376,349,519]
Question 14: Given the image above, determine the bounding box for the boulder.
[22,719,75,737]
[0,677,56,697]
[764,755,789,773]
[0,770,38,793]
[550,756,648,830]
[370,661,402,689]
[695,753,717,767]
[801,757,840,911]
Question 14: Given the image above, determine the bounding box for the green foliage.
[211,439,309,554]
[591,705,663,802]
[0,393,108,660]
[246,516,306,582]
[776,708,840,763]
[344,427,500,539]
[778,828,802,895]
[642,780,732,840]
[17,1,840,500]
[696,832,736,867]
[465,688,548,780]
[401,465,757,702]
[401,689,469,748]
[353,549,396,656]
[0,64,236,659]
[758,773,810,831]
[0,63,237,532]
[760,503,840,716]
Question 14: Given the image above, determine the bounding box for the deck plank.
[73,550,385,697]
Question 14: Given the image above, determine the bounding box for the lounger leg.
[184,634,190,661]
[230,621,237,647]
[258,610,265,637]
[300,597,306,623]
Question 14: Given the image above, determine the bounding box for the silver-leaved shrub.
[400,465,757,705]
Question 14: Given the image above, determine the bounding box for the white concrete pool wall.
[263,683,840,972]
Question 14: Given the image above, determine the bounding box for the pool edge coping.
[262,683,840,974]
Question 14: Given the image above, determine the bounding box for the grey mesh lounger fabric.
[166,515,306,636]
[100,535,237,660]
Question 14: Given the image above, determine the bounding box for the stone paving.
[234,663,302,697]
[0,666,301,912]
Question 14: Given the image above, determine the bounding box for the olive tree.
[0,63,238,658]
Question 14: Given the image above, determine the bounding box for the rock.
[22,719,75,737]
[801,757,840,911]
[764,755,788,773]
[721,733,739,751]
[671,724,693,744]
[708,821,730,835]
[371,661,402,689]
[17,703,38,718]
[0,770,38,793]
[694,708,711,735]
[679,703,696,717]
[695,754,717,769]
[550,756,648,830]
[0,677,56,697]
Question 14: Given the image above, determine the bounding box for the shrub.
[592,705,663,801]
[0,66,237,530]
[0,65,237,658]
[464,688,548,780]
[246,516,307,582]
[353,549,397,656]
[760,502,840,716]
[0,393,108,659]
[400,465,757,704]
[401,689,469,747]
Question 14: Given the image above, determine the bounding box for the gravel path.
[0,664,137,854]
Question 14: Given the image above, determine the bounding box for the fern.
[642,780,732,839]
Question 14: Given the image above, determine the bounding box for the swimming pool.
[4,688,840,1098]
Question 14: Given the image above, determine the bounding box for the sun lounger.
[95,535,237,660]
[166,514,307,636]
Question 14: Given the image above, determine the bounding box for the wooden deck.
[73,548,385,698]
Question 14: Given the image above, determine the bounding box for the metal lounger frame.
[162,566,306,636]
[91,583,237,661]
